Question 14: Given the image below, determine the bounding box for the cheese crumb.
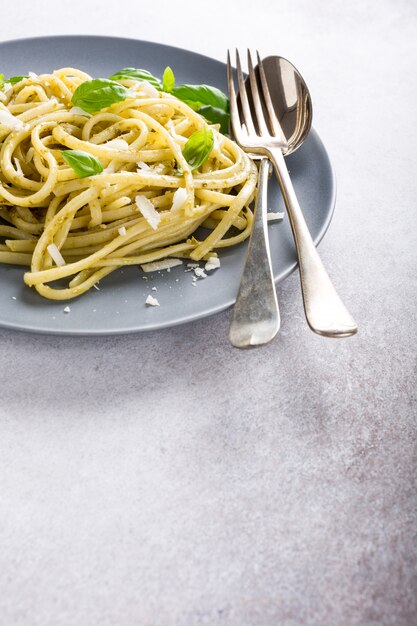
[171,187,188,212]
[47,243,65,267]
[102,162,116,174]
[139,81,160,98]
[13,157,23,176]
[0,110,24,131]
[63,306,71,314]
[105,138,129,151]
[137,161,151,171]
[267,211,284,222]
[141,258,183,272]
[150,163,166,174]
[194,267,207,279]
[135,195,161,230]
[145,294,160,306]
[69,106,91,117]
[205,256,221,271]
[118,226,127,236]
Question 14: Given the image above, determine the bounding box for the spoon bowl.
[258,56,313,154]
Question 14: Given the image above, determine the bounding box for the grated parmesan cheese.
[0,110,24,131]
[139,81,160,98]
[135,195,161,230]
[145,294,160,306]
[28,72,38,80]
[105,138,129,151]
[47,243,65,267]
[194,267,207,279]
[63,306,71,314]
[102,162,116,174]
[150,163,166,174]
[141,258,183,273]
[136,161,151,171]
[171,187,188,212]
[267,211,284,222]
[69,106,91,117]
[117,226,127,236]
[205,256,221,271]
[13,157,23,176]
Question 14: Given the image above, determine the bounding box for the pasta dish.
[0,67,257,300]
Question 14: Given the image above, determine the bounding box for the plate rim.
[0,34,336,336]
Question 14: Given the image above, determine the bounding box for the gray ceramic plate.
[0,35,336,335]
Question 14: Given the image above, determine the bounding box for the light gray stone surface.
[0,1,416,625]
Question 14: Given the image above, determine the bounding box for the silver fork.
[227,49,358,338]
[227,93,280,346]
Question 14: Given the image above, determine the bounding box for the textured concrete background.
[0,1,416,625]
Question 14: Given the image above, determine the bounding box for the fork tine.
[235,49,256,136]
[256,51,283,138]
[227,50,244,140]
[247,49,269,136]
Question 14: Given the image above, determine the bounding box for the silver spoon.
[254,54,357,337]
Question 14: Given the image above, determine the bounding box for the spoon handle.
[268,147,357,338]
[229,157,280,348]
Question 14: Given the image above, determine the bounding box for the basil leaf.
[109,68,162,90]
[111,68,230,134]
[162,66,175,92]
[182,127,214,170]
[72,79,132,114]
[8,75,29,85]
[0,74,4,89]
[197,105,230,134]
[171,84,229,114]
[61,150,103,178]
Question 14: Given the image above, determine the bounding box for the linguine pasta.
[0,68,257,300]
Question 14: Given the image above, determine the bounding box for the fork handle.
[229,157,280,348]
[268,147,357,337]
